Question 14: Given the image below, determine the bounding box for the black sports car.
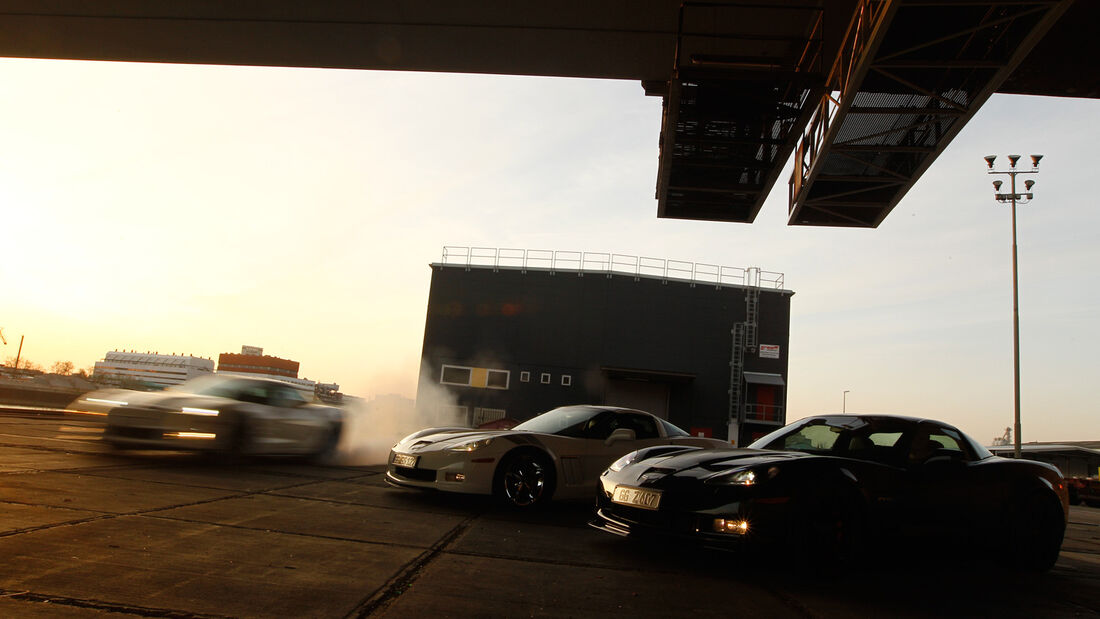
[591,415,1069,570]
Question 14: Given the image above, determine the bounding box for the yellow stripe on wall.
[470,367,488,388]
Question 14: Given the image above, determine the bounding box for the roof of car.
[802,413,949,426]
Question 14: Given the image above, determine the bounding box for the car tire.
[222,416,252,456]
[1010,492,1065,571]
[495,450,555,509]
[787,484,866,565]
[311,422,343,461]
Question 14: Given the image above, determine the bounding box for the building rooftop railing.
[439,246,785,290]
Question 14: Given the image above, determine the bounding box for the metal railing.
[440,246,785,290]
[789,0,890,212]
[744,404,785,424]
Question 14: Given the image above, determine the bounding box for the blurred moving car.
[77,375,343,457]
[386,405,728,508]
[592,414,1068,570]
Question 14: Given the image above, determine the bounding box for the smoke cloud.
[334,371,465,466]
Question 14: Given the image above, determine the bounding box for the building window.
[486,369,510,390]
[540,373,551,384]
[520,371,531,383]
[561,375,572,387]
[441,365,472,386]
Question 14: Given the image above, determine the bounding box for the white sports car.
[385,405,728,507]
[76,375,343,457]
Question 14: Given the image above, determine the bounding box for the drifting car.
[78,375,343,457]
[591,414,1069,571]
[385,405,728,507]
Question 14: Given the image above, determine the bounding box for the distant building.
[93,351,214,388]
[989,443,1100,479]
[218,347,300,379]
[418,247,793,445]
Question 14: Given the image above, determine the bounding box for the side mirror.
[605,427,637,446]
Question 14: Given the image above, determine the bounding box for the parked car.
[79,375,343,457]
[386,405,728,508]
[591,414,1068,570]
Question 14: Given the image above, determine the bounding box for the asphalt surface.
[1,410,1098,618]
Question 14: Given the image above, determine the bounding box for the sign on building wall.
[759,344,780,359]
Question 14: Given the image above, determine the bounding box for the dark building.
[417,249,794,444]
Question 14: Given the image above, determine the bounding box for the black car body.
[591,415,1069,570]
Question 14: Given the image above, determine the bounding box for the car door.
[264,385,324,448]
[580,411,665,481]
[902,423,992,539]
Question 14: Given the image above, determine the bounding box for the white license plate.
[611,485,662,510]
[392,453,418,468]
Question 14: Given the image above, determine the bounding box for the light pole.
[985,153,1041,460]
[843,390,849,414]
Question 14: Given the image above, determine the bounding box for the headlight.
[180,407,219,416]
[448,437,492,452]
[709,468,757,486]
[608,451,643,473]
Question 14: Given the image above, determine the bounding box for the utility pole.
[985,153,1041,460]
[15,335,24,370]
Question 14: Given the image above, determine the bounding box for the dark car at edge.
[591,414,1069,570]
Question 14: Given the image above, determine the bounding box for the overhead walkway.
[655,2,827,223]
[787,0,1072,228]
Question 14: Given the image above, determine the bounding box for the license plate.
[611,485,662,510]
[392,453,417,468]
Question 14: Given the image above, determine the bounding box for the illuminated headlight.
[608,451,643,473]
[180,407,219,416]
[448,437,492,452]
[713,518,750,535]
[709,469,757,486]
[165,431,216,440]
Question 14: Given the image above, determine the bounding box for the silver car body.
[80,375,343,455]
[386,405,728,501]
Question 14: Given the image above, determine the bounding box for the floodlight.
[993,180,1003,190]
[1025,179,1035,191]
[1031,154,1043,168]
[984,155,997,169]
[1008,155,1021,168]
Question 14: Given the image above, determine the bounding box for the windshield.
[749,416,916,465]
[513,406,603,435]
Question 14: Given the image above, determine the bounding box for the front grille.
[393,466,436,482]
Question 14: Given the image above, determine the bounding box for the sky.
[1,58,1097,444]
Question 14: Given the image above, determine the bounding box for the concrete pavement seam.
[142,512,434,550]
[346,515,478,618]
[0,587,235,618]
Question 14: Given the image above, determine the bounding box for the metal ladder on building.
[728,267,762,445]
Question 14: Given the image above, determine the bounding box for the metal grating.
[656,2,826,223]
[788,0,1072,228]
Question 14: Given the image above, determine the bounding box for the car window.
[660,419,690,438]
[618,413,660,439]
[273,386,308,407]
[908,425,973,464]
[773,423,838,453]
[869,432,903,447]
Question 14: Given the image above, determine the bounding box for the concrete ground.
[1,411,1098,618]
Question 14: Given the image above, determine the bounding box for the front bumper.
[104,408,228,451]
[384,449,496,495]
[591,474,792,549]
